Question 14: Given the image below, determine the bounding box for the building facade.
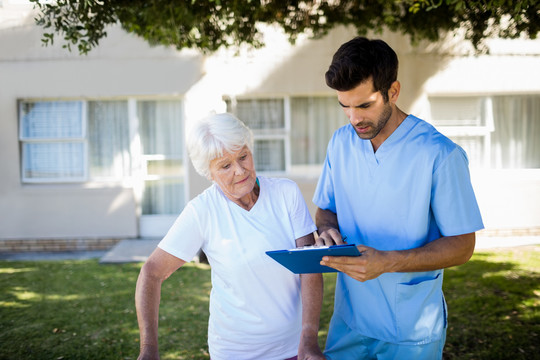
[1,1,539,251]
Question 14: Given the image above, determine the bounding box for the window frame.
[225,95,291,175]
[19,100,89,183]
[225,94,345,177]
[428,94,540,169]
[428,95,494,168]
[18,97,186,184]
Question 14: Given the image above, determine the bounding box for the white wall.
[472,170,540,231]
[195,26,540,236]
[0,6,203,240]
[1,4,539,241]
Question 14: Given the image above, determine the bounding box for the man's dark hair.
[325,37,399,102]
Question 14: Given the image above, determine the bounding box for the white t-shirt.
[159,176,317,360]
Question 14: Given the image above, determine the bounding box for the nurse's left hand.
[320,245,389,282]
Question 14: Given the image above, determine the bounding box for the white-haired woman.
[135,113,325,360]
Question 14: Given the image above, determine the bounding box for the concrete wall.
[193,26,540,237]
[0,6,203,240]
[472,170,540,232]
[1,3,539,246]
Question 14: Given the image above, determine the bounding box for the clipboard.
[266,244,361,274]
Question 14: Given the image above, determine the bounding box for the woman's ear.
[388,81,401,103]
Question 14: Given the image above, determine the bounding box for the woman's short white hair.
[187,113,254,179]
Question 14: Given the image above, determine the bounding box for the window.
[87,101,131,179]
[429,97,492,168]
[226,96,346,174]
[290,96,345,170]
[429,95,540,168]
[20,101,87,182]
[138,100,185,215]
[228,98,288,172]
[20,99,130,182]
[19,99,186,185]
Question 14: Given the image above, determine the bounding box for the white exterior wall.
[417,40,540,232]
[1,3,539,244]
[198,27,540,235]
[0,4,203,240]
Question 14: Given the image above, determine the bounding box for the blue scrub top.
[313,115,484,344]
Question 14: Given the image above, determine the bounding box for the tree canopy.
[30,0,540,55]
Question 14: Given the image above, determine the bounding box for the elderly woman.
[135,113,325,360]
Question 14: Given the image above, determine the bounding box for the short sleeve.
[431,146,484,236]
[158,202,205,262]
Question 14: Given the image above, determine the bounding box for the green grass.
[442,246,540,360]
[0,246,538,360]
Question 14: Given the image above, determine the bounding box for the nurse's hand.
[315,227,346,246]
[315,208,344,246]
[320,245,389,282]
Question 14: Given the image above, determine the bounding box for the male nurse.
[313,37,484,359]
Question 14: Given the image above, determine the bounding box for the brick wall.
[0,238,125,252]
[1,228,538,253]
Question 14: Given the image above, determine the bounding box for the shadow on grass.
[443,251,540,360]
[0,260,211,360]
[1,247,537,360]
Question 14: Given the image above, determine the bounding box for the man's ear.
[388,81,401,103]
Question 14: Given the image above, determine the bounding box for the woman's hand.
[298,333,326,360]
[137,344,160,360]
[135,248,185,360]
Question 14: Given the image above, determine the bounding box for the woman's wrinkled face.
[209,146,257,204]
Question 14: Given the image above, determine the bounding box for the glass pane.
[491,95,540,168]
[138,100,185,216]
[20,101,84,139]
[290,96,346,165]
[430,97,484,126]
[234,99,285,130]
[22,142,85,180]
[142,179,185,215]
[147,160,183,177]
[87,101,130,178]
[254,139,285,172]
[138,101,184,157]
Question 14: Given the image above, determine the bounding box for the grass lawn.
[0,245,538,360]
